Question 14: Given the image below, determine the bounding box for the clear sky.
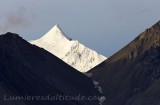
[0,0,160,57]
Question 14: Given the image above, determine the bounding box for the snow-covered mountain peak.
[41,24,71,41]
[54,24,62,30]
[52,24,63,34]
[30,25,107,72]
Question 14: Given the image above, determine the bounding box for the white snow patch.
[84,73,92,77]
[93,80,106,105]
[99,96,106,105]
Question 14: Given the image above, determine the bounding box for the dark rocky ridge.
[0,32,101,105]
[90,21,160,105]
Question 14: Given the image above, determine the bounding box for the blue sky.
[0,0,160,57]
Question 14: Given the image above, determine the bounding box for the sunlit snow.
[30,25,107,72]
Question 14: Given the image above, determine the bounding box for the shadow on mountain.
[0,32,102,105]
[90,21,160,105]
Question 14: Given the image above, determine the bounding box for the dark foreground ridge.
[0,32,101,105]
[90,20,160,105]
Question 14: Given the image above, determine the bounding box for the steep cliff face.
[90,21,160,105]
[30,25,106,72]
[0,32,102,105]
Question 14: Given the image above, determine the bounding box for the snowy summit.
[30,25,107,72]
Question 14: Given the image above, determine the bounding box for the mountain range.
[90,21,160,105]
[1,20,160,105]
[30,25,107,72]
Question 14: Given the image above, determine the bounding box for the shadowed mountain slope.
[90,21,160,105]
[0,32,102,105]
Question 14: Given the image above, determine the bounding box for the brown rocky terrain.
[90,21,160,105]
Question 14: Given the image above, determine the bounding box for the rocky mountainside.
[0,32,103,105]
[30,25,106,72]
[90,21,160,105]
